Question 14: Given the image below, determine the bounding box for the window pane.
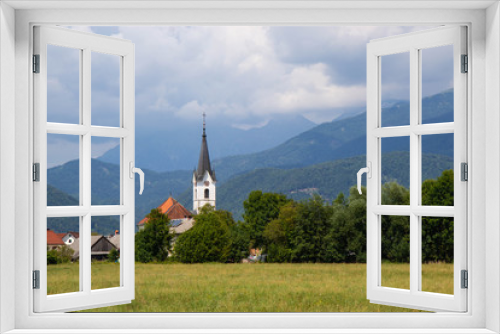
[421,216,454,295]
[47,44,80,124]
[381,215,410,290]
[47,217,80,295]
[421,133,454,206]
[47,133,80,206]
[91,137,120,205]
[421,45,454,124]
[91,216,121,290]
[381,52,410,127]
[92,52,121,127]
[381,136,410,205]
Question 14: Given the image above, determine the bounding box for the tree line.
[135,169,454,264]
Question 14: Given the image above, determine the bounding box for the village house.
[46,229,65,250]
[107,231,120,252]
[137,197,194,240]
[58,231,79,246]
[69,235,118,261]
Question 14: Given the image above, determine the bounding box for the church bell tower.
[193,113,216,213]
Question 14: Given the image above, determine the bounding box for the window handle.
[129,162,145,195]
[357,162,371,195]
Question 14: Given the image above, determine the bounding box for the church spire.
[195,113,216,181]
[203,111,206,137]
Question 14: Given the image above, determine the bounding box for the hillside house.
[46,229,65,250]
[59,231,79,245]
[70,235,118,261]
[107,231,120,251]
[137,197,194,237]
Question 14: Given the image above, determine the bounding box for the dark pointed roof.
[194,113,216,182]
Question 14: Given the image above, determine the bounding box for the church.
[192,113,217,213]
[137,114,216,234]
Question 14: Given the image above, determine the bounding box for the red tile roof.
[47,229,65,245]
[138,197,193,226]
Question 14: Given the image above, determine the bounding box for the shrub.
[108,248,120,262]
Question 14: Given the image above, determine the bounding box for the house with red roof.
[137,196,194,237]
[47,229,65,250]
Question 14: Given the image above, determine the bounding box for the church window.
[204,188,210,199]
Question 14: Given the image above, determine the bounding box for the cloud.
[61,25,448,127]
[103,26,372,124]
[249,63,366,116]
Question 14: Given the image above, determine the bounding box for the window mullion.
[409,47,420,294]
[82,47,92,294]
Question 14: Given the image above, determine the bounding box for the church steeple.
[193,113,216,213]
[195,112,215,181]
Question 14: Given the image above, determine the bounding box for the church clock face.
[204,181,210,186]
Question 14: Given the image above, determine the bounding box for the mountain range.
[48,89,454,233]
[99,114,316,172]
[210,89,453,182]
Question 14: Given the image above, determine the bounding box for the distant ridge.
[50,89,455,225]
[211,89,453,182]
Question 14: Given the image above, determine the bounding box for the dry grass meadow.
[46,262,453,312]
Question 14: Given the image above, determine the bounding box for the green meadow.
[47,262,453,313]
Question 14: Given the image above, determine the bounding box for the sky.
[47,25,454,167]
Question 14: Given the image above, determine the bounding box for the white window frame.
[0,1,499,333]
[33,25,136,313]
[366,26,468,312]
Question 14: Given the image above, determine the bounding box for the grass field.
[47,262,453,313]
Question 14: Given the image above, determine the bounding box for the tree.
[292,195,334,263]
[421,169,454,263]
[108,248,120,262]
[134,208,173,262]
[174,205,236,263]
[243,190,289,249]
[381,181,410,205]
[264,201,299,263]
[326,188,367,263]
[228,221,251,263]
[47,245,74,264]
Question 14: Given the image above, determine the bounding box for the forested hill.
[47,89,455,232]
[178,152,453,220]
[48,159,192,227]
[211,89,453,182]
[47,150,453,231]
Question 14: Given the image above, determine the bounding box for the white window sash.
[33,25,136,313]
[366,26,467,312]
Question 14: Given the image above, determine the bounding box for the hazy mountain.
[48,159,193,226]
[177,152,453,220]
[211,89,453,181]
[48,150,453,229]
[47,184,123,236]
[99,114,316,172]
[49,89,455,228]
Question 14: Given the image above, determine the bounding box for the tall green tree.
[134,208,173,262]
[228,221,251,263]
[175,205,236,263]
[292,195,334,263]
[243,190,289,249]
[326,188,367,263]
[421,169,454,263]
[380,182,411,262]
[264,202,299,263]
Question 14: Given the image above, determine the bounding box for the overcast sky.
[47,25,453,167]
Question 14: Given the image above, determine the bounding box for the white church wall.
[193,171,216,213]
